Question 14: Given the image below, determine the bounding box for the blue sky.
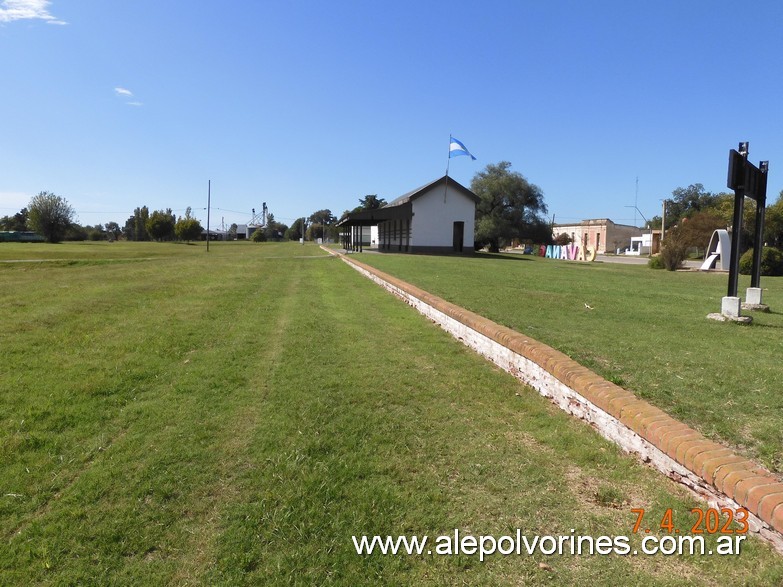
[2,0,783,230]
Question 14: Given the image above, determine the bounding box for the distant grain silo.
[246,203,268,239]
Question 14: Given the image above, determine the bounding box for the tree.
[87,224,105,241]
[251,226,267,242]
[700,192,749,242]
[269,214,285,240]
[175,207,203,242]
[471,161,548,252]
[146,209,176,241]
[666,184,715,223]
[0,207,28,231]
[309,209,336,225]
[352,195,386,212]
[663,185,783,251]
[263,213,286,241]
[105,221,121,241]
[250,213,286,242]
[763,191,783,248]
[27,192,75,243]
[674,211,724,255]
[285,218,307,241]
[123,217,135,240]
[308,209,336,240]
[124,206,150,241]
[66,224,89,241]
[135,206,151,241]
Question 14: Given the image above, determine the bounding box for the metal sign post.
[751,161,768,289]
[725,144,748,299]
[714,142,770,321]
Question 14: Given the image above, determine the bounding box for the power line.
[211,206,252,216]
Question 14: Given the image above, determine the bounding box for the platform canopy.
[335,200,411,228]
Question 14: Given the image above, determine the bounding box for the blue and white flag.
[449,136,476,160]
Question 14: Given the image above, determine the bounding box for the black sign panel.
[727,149,768,201]
[727,149,746,190]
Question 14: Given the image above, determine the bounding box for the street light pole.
[660,199,667,243]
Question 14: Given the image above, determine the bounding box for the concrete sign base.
[742,287,770,312]
[707,296,752,323]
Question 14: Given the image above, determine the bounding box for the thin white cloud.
[0,1,67,25]
[114,87,143,107]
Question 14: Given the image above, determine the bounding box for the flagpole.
[446,134,451,177]
[444,135,451,202]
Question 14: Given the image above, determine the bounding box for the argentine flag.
[449,136,476,160]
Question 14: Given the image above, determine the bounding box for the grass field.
[2,241,782,585]
[353,250,783,476]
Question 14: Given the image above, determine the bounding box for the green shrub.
[659,240,687,271]
[739,247,783,276]
[648,255,665,270]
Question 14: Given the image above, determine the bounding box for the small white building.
[338,176,479,253]
[628,234,650,255]
[626,231,661,255]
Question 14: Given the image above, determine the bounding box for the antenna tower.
[634,177,639,226]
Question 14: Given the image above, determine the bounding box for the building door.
[452,221,464,252]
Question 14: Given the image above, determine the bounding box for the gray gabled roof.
[337,175,479,227]
[384,175,480,208]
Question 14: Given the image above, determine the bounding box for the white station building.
[338,176,479,254]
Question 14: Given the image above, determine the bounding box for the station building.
[338,176,479,254]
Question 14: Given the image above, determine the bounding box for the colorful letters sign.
[539,244,596,262]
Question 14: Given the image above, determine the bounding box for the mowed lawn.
[1,241,782,585]
[354,250,783,476]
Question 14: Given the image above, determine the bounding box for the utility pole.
[206,180,211,253]
[661,199,667,243]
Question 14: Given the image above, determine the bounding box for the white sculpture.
[700,229,731,271]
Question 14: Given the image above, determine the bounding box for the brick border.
[324,247,783,553]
